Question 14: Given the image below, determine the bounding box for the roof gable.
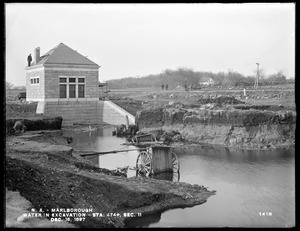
[200,76,214,82]
[36,43,99,67]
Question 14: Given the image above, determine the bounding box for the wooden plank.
[122,141,164,146]
[79,148,146,157]
[151,146,172,174]
[136,134,154,143]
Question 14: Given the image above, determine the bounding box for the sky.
[5,3,295,87]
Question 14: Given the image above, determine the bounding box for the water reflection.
[124,212,162,228]
[63,127,295,228]
[155,145,295,228]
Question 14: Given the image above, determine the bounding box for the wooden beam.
[78,148,146,157]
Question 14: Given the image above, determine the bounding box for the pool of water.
[63,127,295,228]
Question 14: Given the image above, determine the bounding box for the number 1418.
[259,212,272,216]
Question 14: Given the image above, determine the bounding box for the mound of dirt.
[112,100,144,116]
[6,118,63,135]
[6,102,40,119]
[197,96,245,105]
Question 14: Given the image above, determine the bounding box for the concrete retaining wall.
[103,101,135,125]
[36,100,135,127]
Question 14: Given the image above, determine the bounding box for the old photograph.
[5,3,295,228]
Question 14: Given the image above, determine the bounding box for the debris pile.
[198,96,245,105]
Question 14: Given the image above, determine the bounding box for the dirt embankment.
[6,131,215,228]
[6,117,63,135]
[6,102,40,119]
[110,86,295,117]
[136,106,296,149]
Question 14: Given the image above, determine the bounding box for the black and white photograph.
[4,3,295,228]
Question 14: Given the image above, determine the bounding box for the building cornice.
[25,65,100,72]
[26,98,100,102]
[44,63,100,69]
[25,64,44,70]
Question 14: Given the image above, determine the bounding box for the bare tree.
[275,69,286,78]
[6,81,14,89]
[13,85,26,90]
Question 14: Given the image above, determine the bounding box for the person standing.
[27,54,32,66]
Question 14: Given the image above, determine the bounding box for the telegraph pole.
[254,63,259,89]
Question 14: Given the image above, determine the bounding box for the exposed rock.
[169,101,175,106]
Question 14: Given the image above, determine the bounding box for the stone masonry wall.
[103,101,135,125]
[26,69,45,100]
[43,100,103,126]
[39,100,135,127]
[44,69,99,99]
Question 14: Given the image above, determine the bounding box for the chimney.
[34,47,40,64]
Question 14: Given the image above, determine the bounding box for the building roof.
[35,43,99,67]
[200,76,214,82]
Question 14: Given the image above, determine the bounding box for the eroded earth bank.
[136,104,296,150]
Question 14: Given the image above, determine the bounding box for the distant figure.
[27,54,32,66]
[161,84,165,90]
[165,84,168,90]
[13,120,26,135]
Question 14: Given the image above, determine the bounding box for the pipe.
[79,148,146,157]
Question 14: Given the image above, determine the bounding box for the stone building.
[25,43,134,126]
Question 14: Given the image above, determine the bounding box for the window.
[59,85,67,98]
[78,78,85,83]
[59,77,67,98]
[30,77,39,85]
[69,85,76,98]
[59,76,85,99]
[69,78,76,83]
[78,85,85,98]
[59,78,67,83]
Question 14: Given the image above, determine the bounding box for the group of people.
[161,84,169,90]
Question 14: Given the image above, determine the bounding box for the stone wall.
[103,101,135,125]
[26,68,45,100]
[44,68,99,99]
[37,100,135,127]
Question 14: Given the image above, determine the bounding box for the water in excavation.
[63,127,295,228]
